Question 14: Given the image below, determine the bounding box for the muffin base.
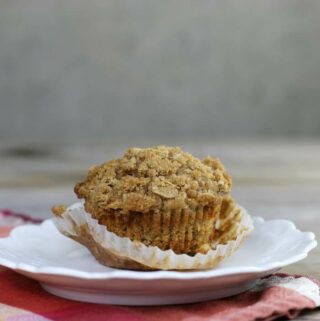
[53,202,253,270]
[86,204,221,256]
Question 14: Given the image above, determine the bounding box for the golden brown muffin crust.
[75,146,232,215]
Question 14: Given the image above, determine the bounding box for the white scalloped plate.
[0,217,316,305]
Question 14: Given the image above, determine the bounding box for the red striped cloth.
[0,210,319,321]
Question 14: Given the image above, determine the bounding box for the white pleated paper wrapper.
[53,203,253,270]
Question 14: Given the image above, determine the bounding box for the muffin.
[52,146,252,270]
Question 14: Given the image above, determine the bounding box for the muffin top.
[75,146,232,214]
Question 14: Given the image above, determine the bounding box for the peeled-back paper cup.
[52,203,253,270]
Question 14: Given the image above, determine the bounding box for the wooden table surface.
[0,138,319,320]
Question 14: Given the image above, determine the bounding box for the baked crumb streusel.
[75,146,232,215]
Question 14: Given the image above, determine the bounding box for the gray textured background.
[1,0,320,142]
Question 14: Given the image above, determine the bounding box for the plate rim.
[0,217,317,280]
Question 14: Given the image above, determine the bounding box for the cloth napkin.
[0,210,319,321]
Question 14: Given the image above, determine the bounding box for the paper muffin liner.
[53,203,253,270]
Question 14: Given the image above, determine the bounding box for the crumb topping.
[74,146,232,214]
[52,205,67,217]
